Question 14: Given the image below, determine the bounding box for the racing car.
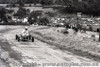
[15,34,34,42]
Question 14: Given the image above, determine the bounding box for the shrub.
[45,12,56,17]
[14,7,26,18]
[39,17,50,25]
[7,9,14,14]
[28,10,42,24]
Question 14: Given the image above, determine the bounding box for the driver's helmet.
[25,27,28,30]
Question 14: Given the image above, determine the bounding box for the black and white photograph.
[0,0,100,67]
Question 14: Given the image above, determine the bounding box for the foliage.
[16,0,24,7]
[7,9,14,14]
[45,12,56,17]
[0,7,8,22]
[14,7,27,18]
[59,1,100,16]
[39,17,50,25]
[28,11,42,24]
[40,0,53,5]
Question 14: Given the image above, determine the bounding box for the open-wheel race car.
[15,34,34,42]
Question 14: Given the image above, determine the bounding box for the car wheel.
[32,37,34,42]
[29,35,31,40]
[16,35,18,40]
[17,37,20,42]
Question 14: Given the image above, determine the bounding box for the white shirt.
[21,30,29,36]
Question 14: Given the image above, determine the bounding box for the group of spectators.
[65,23,87,33]
[64,20,100,42]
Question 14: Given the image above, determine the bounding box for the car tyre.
[16,35,18,40]
[32,37,34,42]
[17,37,20,42]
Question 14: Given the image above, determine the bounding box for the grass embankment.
[30,27,100,62]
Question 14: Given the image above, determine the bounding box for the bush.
[0,7,8,22]
[12,4,16,7]
[41,0,53,5]
[29,4,31,7]
[14,7,26,18]
[28,10,42,24]
[39,17,50,25]
[45,12,56,17]
[7,9,14,14]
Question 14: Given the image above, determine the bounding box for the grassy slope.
[30,26,100,62]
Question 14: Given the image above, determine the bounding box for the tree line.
[59,0,100,16]
[14,0,100,16]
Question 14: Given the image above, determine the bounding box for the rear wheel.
[32,37,34,42]
[17,37,20,42]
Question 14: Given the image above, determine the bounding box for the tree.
[0,7,8,23]
[28,11,42,24]
[45,12,56,17]
[39,17,50,25]
[16,0,24,7]
[41,0,53,5]
[14,7,27,18]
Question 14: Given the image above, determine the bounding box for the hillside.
[0,0,100,16]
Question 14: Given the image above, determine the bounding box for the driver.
[21,27,29,36]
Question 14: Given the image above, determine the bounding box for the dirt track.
[0,25,99,67]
